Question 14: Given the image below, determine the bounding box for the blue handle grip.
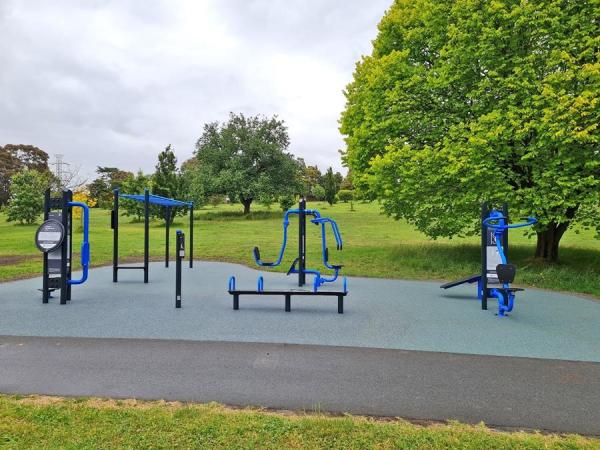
[67,202,90,285]
[483,216,537,231]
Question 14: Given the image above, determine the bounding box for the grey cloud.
[0,0,391,178]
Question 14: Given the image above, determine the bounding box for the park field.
[0,395,598,449]
[1,201,599,298]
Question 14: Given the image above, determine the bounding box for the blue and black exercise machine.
[440,203,537,317]
[112,188,194,283]
[252,198,344,292]
[35,189,91,304]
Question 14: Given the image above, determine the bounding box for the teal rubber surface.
[1,261,598,362]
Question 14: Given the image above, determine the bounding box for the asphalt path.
[1,336,599,435]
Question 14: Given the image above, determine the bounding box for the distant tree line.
[1,113,353,224]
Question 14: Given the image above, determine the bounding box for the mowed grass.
[1,201,599,297]
[0,395,598,449]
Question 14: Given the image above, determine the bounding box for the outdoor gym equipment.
[482,211,537,316]
[112,189,194,283]
[35,189,90,304]
[227,275,348,313]
[252,198,343,291]
[440,203,537,316]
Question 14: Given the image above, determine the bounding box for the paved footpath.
[1,336,599,436]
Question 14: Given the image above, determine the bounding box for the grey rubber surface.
[1,335,599,435]
[1,261,599,361]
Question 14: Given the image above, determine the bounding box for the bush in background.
[6,169,49,224]
[279,195,295,212]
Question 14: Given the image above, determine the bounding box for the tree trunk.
[240,196,252,214]
[535,221,569,262]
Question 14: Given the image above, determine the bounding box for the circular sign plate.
[35,219,65,253]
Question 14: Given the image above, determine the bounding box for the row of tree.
[1,113,353,224]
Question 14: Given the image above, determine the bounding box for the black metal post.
[60,190,70,305]
[233,293,239,310]
[189,202,194,268]
[481,202,488,310]
[165,207,170,268]
[338,295,344,314]
[285,294,291,312]
[502,203,509,260]
[42,189,50,303]
[175,230,184,308]
[298,198,306,287]
[66,190,73,302]
[144,188,150,283]
[112,189,119,282]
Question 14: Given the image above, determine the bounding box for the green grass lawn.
[1,395,598,449]
[1,206,599,445]
[1,201,599,297]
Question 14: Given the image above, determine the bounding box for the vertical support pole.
[66,190,73,301]
[233,293,239,310]
[189,202,194,268]
[285,294,291,312]
[60,190,70,305]
[502,202,509,260]
[42,189,50,303]
[298,197,306,287]
[338,295,344,314]
[481,202,488,310]
[175,230,184,308]
[112,189,119,282]
[144,189,150,283]
[165,207,170,268]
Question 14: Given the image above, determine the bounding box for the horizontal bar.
[229,291,346,297]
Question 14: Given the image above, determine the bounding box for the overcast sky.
[0,0,390,180]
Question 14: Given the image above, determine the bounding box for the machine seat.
[496,264,516,284]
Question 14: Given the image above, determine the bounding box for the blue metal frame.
[253,207,344,291]
[66,202,90,285]
[482,211,537,317]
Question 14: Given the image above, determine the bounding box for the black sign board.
[35,219,65,253]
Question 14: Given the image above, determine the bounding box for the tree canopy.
[88,166,133,207]
[193,113,301,214]
[6,170,50,224]
[340,0,599,261]
[0,144,50,206]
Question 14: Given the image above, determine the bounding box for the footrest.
[505,287,524,293]
[287,258,299,275]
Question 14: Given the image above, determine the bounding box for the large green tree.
[6,169,50,224]
[322,167,342,205]
[194,113,301,214]
[153,145,185,224]
[88,166,133,208]
[120,170,153,221]
[340,0,599,261]
[0,144,50,206]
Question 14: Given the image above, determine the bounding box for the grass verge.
[0,395,598,449]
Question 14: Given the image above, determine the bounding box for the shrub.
[6,169,48,224]
[279,195,295,212]
[338,190,354,203]
[311,185,326,201]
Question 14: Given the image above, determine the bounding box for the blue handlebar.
[483,216,537,231]
[253,208,321,267]
[67,202,90,285]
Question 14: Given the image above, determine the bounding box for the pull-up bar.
[111,188,194,283]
